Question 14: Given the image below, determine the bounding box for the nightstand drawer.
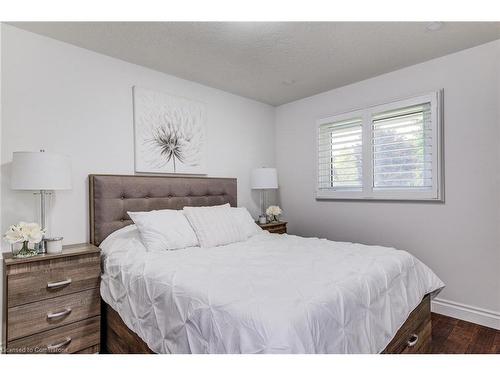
[266,225,286,234]
[8,316,100,354]
[256,221,288,234]
[7,253,100,307]
[8,288,101,341]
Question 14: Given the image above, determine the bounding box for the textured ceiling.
[9,22,500,106]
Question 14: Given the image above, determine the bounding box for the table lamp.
[11,150,72,253]
[251,167,278,222]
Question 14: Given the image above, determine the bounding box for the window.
[316,91,443,201]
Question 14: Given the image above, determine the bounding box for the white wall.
[1,24,276,245]
[276,40,500,327]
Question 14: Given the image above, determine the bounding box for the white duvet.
[100,226,444,354]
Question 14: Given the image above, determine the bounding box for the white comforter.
[100,226,444,354]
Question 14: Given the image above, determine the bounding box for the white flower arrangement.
[266,206,283,222]
[4,222,45,245]
[4,222,45,258]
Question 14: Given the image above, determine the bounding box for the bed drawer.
[400,320,431,354]
[7,288,101,341]
[382,295,431,354]
[7,253,100,307]
[75,344,100,354]
[7,316,100,354]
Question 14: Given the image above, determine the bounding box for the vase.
[268,215,279,223]
[14,241,38,258]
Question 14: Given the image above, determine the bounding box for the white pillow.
[194,203,230,209]
[127,209,199,251]
[183,205,246,248]
[230,207,262,238]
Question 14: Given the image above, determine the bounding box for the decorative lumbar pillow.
[230,207,262,238]
[183,205,247,248]
[127,209,199,251]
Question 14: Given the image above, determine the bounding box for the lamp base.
[34,189,51,254]
[36,238,46,254]
[260,190,267,218]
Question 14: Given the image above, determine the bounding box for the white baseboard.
[431,297,500,330]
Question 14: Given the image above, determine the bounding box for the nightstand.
[256,221,287,234]
[2,243,101,354]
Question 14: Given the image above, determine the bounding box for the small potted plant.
[266,205,283,223]
[4,222,45,258]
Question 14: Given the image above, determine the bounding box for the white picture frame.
[133,86,206,174]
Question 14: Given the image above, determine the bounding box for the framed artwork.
[133,86,206,174]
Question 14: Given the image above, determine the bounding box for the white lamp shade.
[251,168,278,189]
[11,151,72,190]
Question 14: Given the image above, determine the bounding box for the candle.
[45,237,63,254]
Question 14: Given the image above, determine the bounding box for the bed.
[89,174,444,354]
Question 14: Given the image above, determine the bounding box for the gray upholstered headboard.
[89,174,237,246]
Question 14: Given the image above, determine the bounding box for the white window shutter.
[372,103,433,190]
[318,118,363,191]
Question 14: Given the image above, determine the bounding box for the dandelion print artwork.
[133,86,206,174]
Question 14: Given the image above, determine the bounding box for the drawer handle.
[47,308,72,320]
[47,337,72,351]
[407,333,419,347]
[47,278,72,289]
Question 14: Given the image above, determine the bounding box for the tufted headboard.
[89,174,237,246]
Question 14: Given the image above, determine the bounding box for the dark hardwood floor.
[431,313,500,354]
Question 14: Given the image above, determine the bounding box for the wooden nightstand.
[2,244,101,354]
[256,221,287,234]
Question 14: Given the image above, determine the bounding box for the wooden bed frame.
[89,174,432,354]
[100,296,431,354]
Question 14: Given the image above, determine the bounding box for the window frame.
[315,91,444,201]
